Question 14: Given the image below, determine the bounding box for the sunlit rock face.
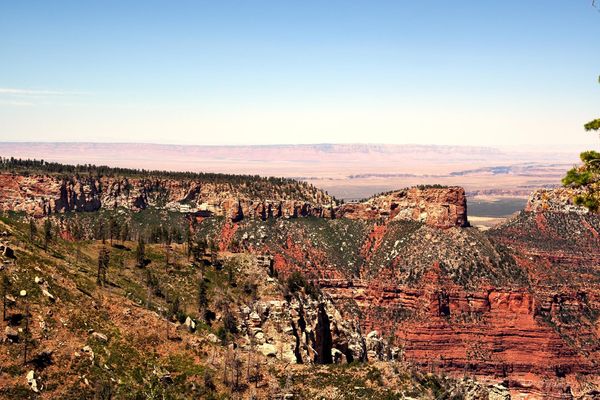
[0,173,468,228]
[338,186,468,228]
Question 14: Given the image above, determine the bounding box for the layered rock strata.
[0,173,467,228]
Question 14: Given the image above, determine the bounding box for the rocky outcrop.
[338,186,468,228]
[526,188,591,214]
[235,254,394,366]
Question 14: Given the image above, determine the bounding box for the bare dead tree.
[23,302,30,365]
[1,273,10,321]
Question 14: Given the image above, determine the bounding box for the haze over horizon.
[0,141,583,202]
[1,1,600,147]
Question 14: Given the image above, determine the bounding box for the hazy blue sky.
[1,1,599,146]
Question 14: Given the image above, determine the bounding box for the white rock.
[207,333,219,343]
[42,289,55,302]
[26,370,38,392]
[282,350,297,364]
[34,276,44,284]
[260,343,277,357]
[184,316,196,332]
[82,345,95,361]
[249,311,261,326]
[489,384,510,400]
[283,326,294,334]
[91,332,108,342]
[5,326,19,341]
[332,348,344,363]
[4,294,16,305]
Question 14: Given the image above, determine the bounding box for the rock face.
[234,254,393,366]
[338,186,468,229]
[0,173,468,228]
[0,173,334,219]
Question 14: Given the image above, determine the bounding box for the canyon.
[210,186,600,397]
[0,163,599,398]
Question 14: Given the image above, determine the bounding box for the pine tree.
[1,273,10,321]
[186,229,193,260]
[135,236,146,268]
[562,76,600,211]
[119,222,129,243]
[169,295,180,319]
[28,218,37,243]
[43,218,52,251]
[23,301,30,365]
[97,246,110,286]
[109,218,119,246]
[164,243,171,271]
[97,220,107,243]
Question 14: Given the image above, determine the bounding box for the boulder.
[331,348,345,364]
[5,326,19,342]
[184,316,196,332]
[1,245,15,259]
[4,294,16,306]
[82,345,94,361]
[207,333,219,343]
[249,311,262,327]
[254,331,265,343]
[260,343,278,357]
[91,332,108,342]
[42,289,56,302]
[26,370,38,392]
[489,384,510,400]
[282,349,297,364]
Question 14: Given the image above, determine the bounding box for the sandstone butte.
[1,170,599,398]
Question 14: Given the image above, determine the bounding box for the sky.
[1,0,599,147]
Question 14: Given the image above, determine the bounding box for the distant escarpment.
[0,173,331,217]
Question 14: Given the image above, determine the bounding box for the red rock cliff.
[338,186,468,228]
[0,173,467,228]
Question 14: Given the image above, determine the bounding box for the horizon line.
[0,140,595,149]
